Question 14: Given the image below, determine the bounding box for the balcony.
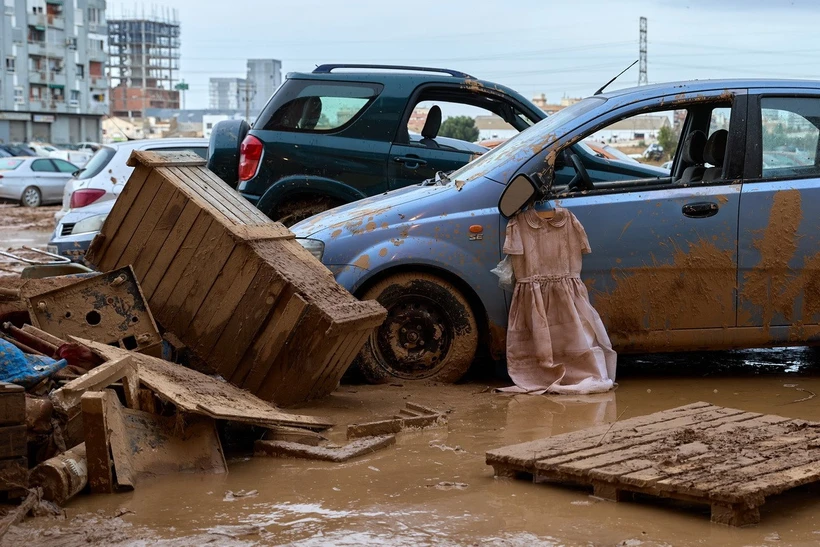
[47,14,65,30]
[28,70,46,84]
[87,48,106,62]
[27,41,47,56]
[87,102,109,116]
[90,76,107,88]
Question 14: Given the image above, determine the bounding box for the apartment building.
[0,0,108,144]
[247,59,281,117]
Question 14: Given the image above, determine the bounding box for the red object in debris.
[70,188,106,209]
[238,135,264,182]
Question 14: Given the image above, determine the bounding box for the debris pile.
[0,150,404,536]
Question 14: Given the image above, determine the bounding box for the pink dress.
[501,207,616,394]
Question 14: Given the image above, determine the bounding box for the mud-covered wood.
[486,402,820,526]
[85,150,386,406]
[0,383,25,426]
[254,435,396,462]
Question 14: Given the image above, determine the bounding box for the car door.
[388,136,477,187]
[30,158,65,202]
[737,90,820,339]
[527,91,746,352]
[51,159,80,201]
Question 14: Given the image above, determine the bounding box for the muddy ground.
[0,204,59,277]
[4,205,820,545]
[4,351,820,546]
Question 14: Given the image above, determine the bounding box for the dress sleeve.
[570,213,592,254]
[503,217,524,255]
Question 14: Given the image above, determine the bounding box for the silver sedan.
[0,156,79,207]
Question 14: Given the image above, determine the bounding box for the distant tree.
[657,125,677,160]
[439,116,480,142]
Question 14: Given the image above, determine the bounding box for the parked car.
[0,156,79,207]
[57,138,209,222]
[0,144,36,157]
[292,78,820,384]
[643,143,664,161]
[48,198,113,263]
[208,64,546,225]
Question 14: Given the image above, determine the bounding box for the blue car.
[292,79,820,383]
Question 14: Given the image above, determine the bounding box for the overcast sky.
[110,0,820,110]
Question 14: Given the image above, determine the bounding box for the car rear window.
[0,158,23,170]
[76,146,116,180]
[255,80,383,133]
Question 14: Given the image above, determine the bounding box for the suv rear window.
[255,80,383,133]
[76,146,116,180]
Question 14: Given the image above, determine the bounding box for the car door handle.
[393,156,427,168]
[682,201,719,218]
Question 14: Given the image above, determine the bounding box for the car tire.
[356,272,478,384]
[20,186,42,208]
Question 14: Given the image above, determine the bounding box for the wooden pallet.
[85,151,386,406]
[486,402,820,526]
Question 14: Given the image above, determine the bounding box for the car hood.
[292,183,453,237]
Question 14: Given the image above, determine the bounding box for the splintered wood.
[486,402,820,526]
[85,150,386,406]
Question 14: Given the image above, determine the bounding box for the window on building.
[69,89,80,105]
[760,97,820,179]
[90,39,104,51]
[89,61,103,77]
[5,57,15,73]
[76,64,84,78]
[30,86,43,100]
[14,87,24,105]
[51,87,65,101]
[28,26,45,43]
[88,7,101,24]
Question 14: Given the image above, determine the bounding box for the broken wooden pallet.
[486,402,820,526]
[85,150,386,406]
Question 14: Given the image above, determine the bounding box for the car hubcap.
[375,296,452,378]
[23,189,38,206]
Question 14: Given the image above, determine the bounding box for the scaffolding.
[108,6,181,116]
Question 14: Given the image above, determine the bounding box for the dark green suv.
[207,64,545,224]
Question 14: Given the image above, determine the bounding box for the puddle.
[7,356,820,546]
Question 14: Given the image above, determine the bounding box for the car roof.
[599,78,820,100]
[108,138,209,151]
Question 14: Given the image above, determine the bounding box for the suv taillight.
[70,188,106,208]
[238,135,263,182]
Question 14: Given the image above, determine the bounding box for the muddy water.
[7,352,820,546]
[0,204,58,277]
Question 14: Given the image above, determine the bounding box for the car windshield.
[448,97,606,185]
[76,146,117,180]
[0,158,23,170]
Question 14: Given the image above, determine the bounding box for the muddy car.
[292,79,820,383]
[207,64,546,225]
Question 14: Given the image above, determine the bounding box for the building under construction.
[108,9,180,117]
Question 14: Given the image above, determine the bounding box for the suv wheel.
[274,195,345,227]
[21,186,42,208]
[357,272,478,383]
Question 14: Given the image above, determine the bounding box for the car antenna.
[594,60,639,96]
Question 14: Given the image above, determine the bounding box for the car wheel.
[20,186,42,208]
[273,195,345,227]
[357,272,478,384]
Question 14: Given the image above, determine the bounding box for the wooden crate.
[85,151,385,406]
[487,402,820,526]
[0,383,27,495]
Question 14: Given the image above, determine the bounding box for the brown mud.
[0,204,58,278]
[7,352,820,546]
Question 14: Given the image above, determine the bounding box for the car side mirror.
[498,174,538,218]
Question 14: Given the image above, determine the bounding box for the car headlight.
[297,238,325,261]
[71,214,108,235]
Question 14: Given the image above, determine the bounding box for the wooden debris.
[486,402,820,526]
[255,435,396,462]
[262,426,327,447]
[347,402,447,439]
[30,443,87,505]
[25,266,162,356]
[20,325,64,349]
[81,391,113,493]
[0,383,27,495]
[51,356,139,414]
[75,339,333,431]
[0,488,40,539]
[85,150,386,406]
[0,383,25,426]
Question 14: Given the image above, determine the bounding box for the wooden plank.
[254,435,396,462]
[127,149,207,168]
[150,214,214,319]
[113,181,177,273]
[166,165,255,225]
[51,356,138,413]
[96,170,163,272]
[140,200,202,300]
[233,289,306,390]
[159,222,236,334]
[0,384,25,426]
[194,166,273,224]
[160,166,245,225]
[82,391,113,494]
[75,338,333,431]
[0,425,26,459]
[85,164,151,265]
[130,189,189,280]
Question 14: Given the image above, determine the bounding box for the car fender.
[256,176,368,217]
[331,235,507,335]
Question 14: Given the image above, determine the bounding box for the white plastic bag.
[491,256,516,292]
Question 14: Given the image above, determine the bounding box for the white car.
[0,156,79,207]
[57,138,209,221]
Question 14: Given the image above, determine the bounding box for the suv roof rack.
[312,64,474,79]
